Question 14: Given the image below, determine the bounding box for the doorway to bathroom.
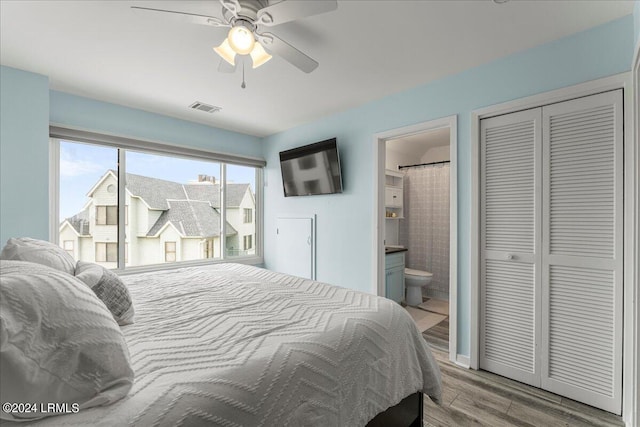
[373,115,461,366]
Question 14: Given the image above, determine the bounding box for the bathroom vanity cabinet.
[385,251,405,303]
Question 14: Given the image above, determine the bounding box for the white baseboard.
[453,354,470,369]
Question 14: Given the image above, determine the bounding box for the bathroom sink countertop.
[385,246,408,254]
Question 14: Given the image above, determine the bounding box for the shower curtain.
[399,164,450,300]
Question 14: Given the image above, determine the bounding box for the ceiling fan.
[132,0,338,74]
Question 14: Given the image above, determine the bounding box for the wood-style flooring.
[421,320,623,427]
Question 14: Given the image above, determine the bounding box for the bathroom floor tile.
[419,299,449,315]
[405,306,447,333]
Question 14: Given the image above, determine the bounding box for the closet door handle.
[505,254,514,260]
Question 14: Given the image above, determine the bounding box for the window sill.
[115,255,264,276]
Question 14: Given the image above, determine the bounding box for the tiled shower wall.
[399,164,450,300]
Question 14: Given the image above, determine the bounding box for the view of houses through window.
[57,140,258,269]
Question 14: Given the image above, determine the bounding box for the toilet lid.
[404,268,433,278]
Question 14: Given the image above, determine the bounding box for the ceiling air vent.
[189,101,221,113]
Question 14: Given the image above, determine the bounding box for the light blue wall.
[51,92,262,159]
[262,15,634,357]
[635,1,640,45]
[0,67,262,246]
[0,67,50,244]
[1,14,635,357]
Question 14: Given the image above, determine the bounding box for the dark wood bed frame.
[365,392,423,427]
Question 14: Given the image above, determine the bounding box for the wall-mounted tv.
[279,138,343,197]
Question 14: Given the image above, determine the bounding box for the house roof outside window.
[62,171,252,239]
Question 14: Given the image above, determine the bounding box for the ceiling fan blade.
[131,6,229,27]
[218,58,237,73]
[256,0,337,26]
[256,32,318,73]
[220,0,241,18]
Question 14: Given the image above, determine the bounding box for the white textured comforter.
[23,263,441,426]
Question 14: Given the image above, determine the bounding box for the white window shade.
[49,126,266,168]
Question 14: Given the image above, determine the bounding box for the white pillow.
[0,237,76,275]
[0,260,134,422]
[75,261,135,326]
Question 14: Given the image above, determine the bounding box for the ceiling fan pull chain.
[241,61,246,89]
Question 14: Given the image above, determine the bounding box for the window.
[203,239,215,259]
[63,240,74,257]
[243,208,253,224]
[96,206,117,225]
[226,164,257,258]
[96,205,127,225]
[53,130,263,271]
[243,235,253,251]
[96,242,117,263]
[165,241,176,262]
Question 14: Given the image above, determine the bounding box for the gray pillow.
[74,261,135,326]
[0,237,76,275]
[0,260,133,422]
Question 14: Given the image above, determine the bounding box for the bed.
[2,261,441,426]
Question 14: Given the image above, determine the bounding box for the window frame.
[203,239,214,259]
[95,242,118,263]
[50,128,264,273]
[63,240,74,257]
[164,241,177,263]
[243,208,253,224]
[243,234,253,251]
[96,205,118,225]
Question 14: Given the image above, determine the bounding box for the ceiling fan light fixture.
[214,38,236,65]
[250,42,272,69]
[227,25,255,55]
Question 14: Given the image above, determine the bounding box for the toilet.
[404,268,433,306]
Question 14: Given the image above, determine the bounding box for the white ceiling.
[0,1,633,137]
[387,128,450,159]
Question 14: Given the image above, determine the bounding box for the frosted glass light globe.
[228,26,255,55]
[250,42,272,68]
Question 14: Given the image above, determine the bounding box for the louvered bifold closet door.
[480,108,542,387]
[541,90,623,414]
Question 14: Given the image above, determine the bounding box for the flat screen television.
[279,138,343,197]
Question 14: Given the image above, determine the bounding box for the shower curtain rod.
[398,160,450,170]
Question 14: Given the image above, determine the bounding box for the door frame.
[470,72,636,420]
[372,115,460,365]
[631,35,639,427]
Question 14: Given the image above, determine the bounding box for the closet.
[479,90,623,414]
